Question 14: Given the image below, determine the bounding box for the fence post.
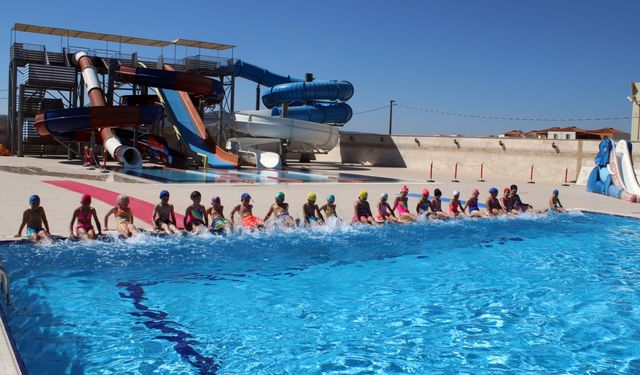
[478,162,485,182]
[427,161,435,182]
[451,162,460,183]
[527,164,535,184]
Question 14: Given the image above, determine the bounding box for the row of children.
[15,185,564,242]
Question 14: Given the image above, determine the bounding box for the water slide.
[586,139,638,202]
[35,52,144,167]
[231,61,353,154]
[614,140,640,196]
[114,64,238,168]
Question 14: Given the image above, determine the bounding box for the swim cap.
[29,195,40,204]
[211,196,221,204]
[434,188,442,196]
[488,188,498,195]
[400,185,409,193]
[452,190,460,197]
[471,188,479,196]
[275,192,285,201]
[381,193,388,200]
[503,187,510,194]
[159,190,169,199]
[80,194,92,205]
[307,192,317,202]
[327,194,335,202]
[241,193,251,201]
[358,190,368,199]
[421,188,430,197]
[190,191,201,200]
[117,194,129,204]
[553,189,559,196]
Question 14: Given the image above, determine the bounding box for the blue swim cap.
[159,190,170,199]
[275,192,285,201]
[241,193,251,201]
[553,189,559,196]
[488,187,498,195]
[327,194,335,202]
[29,195,40,204]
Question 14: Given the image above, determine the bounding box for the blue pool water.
[122,167,365,184]
[1,212,640,374]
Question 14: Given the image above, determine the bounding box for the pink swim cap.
[80,194,91,205]
[471,188,479,196]
[400,185,409,193]
[421,188,430,196]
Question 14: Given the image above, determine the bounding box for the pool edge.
[0,270,27,375]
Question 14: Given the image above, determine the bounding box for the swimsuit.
[396,199,409,215]
[26,227,43,236]
[210,217,228,233]
[76,209,94,231]
[353,201,372,222]
[417,200,430,214]
[242,214,262,229]
[155,218,172,229]
[488,197,501,211]
[376,203,391,220]
[466,197,479,213]
[185,207,205,230]
[501,197,513,211]
[116,207,131,223]
[449,200,460,215]
[431,199,442,212]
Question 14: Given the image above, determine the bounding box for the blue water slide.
[232,60,354,124]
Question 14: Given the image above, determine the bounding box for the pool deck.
[1,155,640,375]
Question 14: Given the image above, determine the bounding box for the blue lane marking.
[406,193,487,208]
[117,282,219,374]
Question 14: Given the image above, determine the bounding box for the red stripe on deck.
[43,180,185,225]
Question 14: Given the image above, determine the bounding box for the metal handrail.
[0,265,9,305]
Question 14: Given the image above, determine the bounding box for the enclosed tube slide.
[233,60,354,124]
[35,52,143,167]
[615,140,640,196]
[114,66,224,103]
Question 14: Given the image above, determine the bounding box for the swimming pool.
[121,167,371,184]
[1,212,640,373]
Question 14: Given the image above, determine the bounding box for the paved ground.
[0,156,639,240]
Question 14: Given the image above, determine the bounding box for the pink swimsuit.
[396,199,409,215]
[76,209,93,231]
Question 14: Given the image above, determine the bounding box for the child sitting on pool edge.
[152,190,180,234]
[549,189,565,213]
[16,194,51,242]
[353,190,378,225]
[69,194,102,240]
[230,193,264,230]
[416,188,431,217]
[207,196,231,234]
[264,192,297,228]
[302,192,324,226]
[376,193,398,223]
[104,195,139,237]
[320,194,338,221]
[184,191,208,233]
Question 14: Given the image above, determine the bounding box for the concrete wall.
[317,132,640,183]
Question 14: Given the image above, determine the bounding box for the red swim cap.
[81,194,91,205]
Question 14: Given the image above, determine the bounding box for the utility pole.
[388,100,395,135]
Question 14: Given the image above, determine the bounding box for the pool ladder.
[0,265,9,305]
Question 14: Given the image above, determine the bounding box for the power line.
[396,103,630,122]
[353,104,389,116]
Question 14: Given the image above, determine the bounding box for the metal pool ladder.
[0,264,9,305]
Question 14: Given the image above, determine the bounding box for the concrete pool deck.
[0,155,639,374]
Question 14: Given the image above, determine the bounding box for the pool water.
[2,212,640,374]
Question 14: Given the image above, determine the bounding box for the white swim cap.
[381,193,388,200]
[452,190,460,196]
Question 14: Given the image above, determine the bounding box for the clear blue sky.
[1,0,639,135]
